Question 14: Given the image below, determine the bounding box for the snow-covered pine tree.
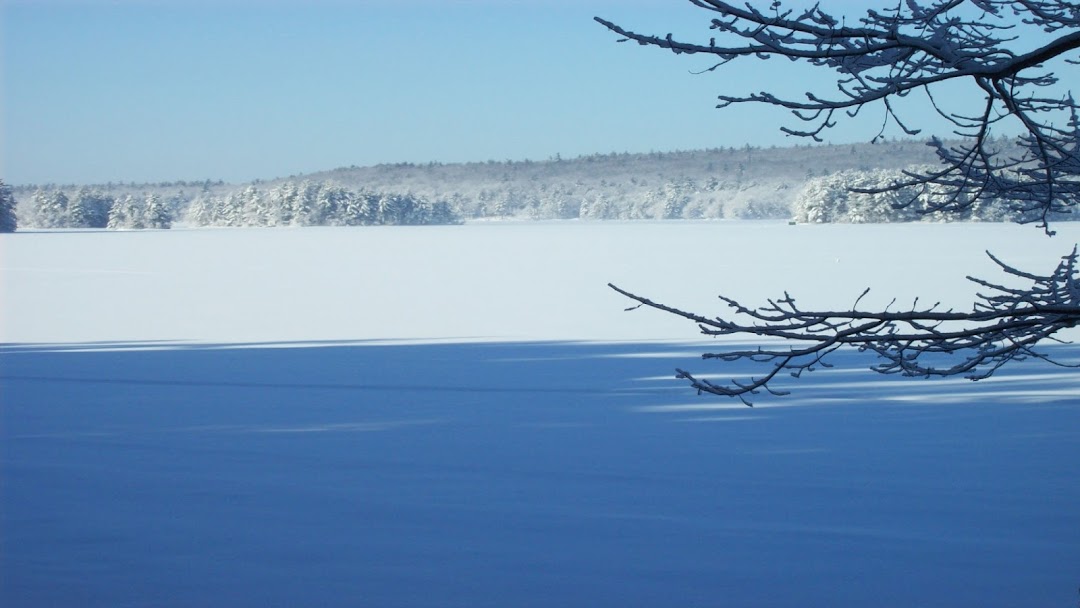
[0,179,17,232]
[238,185,271,227]
[128,194,147,229]
[52,191,71,227]
[270,181,301,226]
[295,181,322,226]
[31,189,69,228]
[217,191,243,227]
[661,181,690,219]
[793,173,848,223]
[146,192,173,229]
[427,200,458,225]
[357,191,380,225]
[81,188,112,228]
[107,194,145,229]
[377,193,406,225]
[107,195,130,229]
[68,187,93,228]
[184,188,217,226]
[336,189,364,225]
[314,183,350,226]
[587,192,618,220]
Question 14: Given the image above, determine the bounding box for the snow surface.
[2,221,1079,607]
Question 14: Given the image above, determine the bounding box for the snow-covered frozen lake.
[2,221,1079,606]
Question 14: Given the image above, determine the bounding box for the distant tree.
[581,191,615,220]
[215,190,242,227]
[0,179,17,232]
[271,181,302,226]
[53,191,71,226]
[146,193,173,229]
[598,0,1080,404]
[427,200,459,225]
[106,196,129,229]
[322,188,349,225]
[491,189,515,217]
[238,185,272,227]
[69,187,112,228]
[108,194,145,229]
[661,181,690,219]
[184,187,217,226]
[795,171,903,223]
[378,193,408,225]
[31,189,69,229]
[68,187,93,227]
[340,189,374,225]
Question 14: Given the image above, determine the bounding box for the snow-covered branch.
[596,0,1080,232]
[599,1,1080,403]
[610,247,1080,405]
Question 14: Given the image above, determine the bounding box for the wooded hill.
[11,139,949,227]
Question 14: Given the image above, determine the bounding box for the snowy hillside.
[11,140,944,227]
[2,222,1079,607]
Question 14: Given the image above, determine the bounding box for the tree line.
[11,181,460,230]
[182,181,459,227]
[9,138,1073,231]
[792,168,1021,225]
[9,163,1076,232]
[25,188,175,230]
[8,140,945,228]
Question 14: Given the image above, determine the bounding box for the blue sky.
[3,0,960,185]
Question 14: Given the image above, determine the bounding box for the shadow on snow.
[2,340,1079,607]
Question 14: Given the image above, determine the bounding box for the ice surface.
[2,221,1079,607]
[3,220,1079,345]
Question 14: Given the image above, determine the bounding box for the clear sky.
[2,0,969,185]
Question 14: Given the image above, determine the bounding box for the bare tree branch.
[596,0,1080,232]
[610,248,1080,405]
[597,1,1080,404]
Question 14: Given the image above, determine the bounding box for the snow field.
[2,221,1079,607]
